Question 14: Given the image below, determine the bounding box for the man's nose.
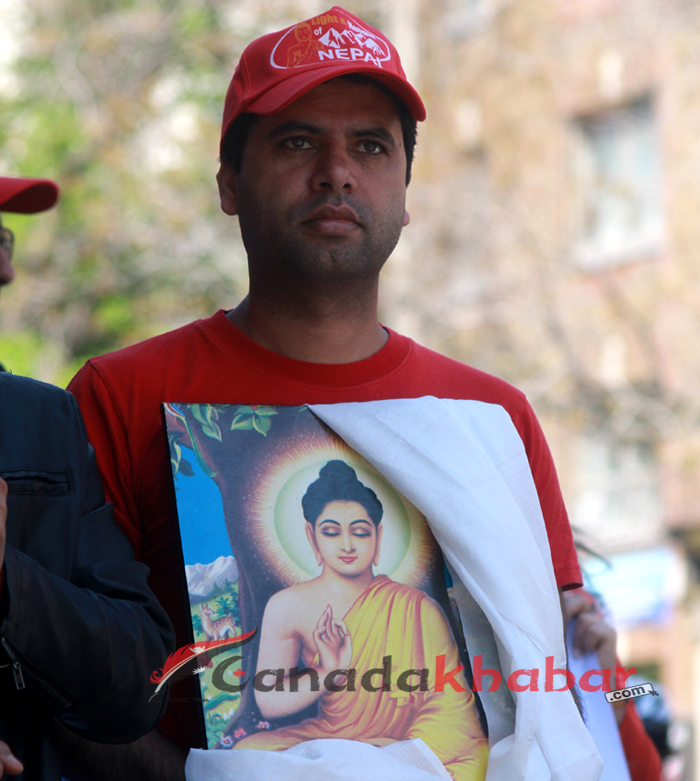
[310,145,356,193]
[0,248,14,288]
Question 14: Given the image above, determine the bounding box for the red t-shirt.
[69,311,581,746]
[619,701,663,781]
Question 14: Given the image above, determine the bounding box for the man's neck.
[226,292,388,364]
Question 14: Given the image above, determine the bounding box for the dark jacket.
[0,374,174,779]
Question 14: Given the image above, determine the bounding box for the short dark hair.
[302,460,383,527]
[220,76,418,185]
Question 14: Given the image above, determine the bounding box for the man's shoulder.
[0,372,76,414]
[0,375,84,471]
[84,315,215,376]
[399,335,528,408]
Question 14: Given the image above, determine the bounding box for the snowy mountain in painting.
[186,555,238,599]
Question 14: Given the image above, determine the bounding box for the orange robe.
[235,576,488,781]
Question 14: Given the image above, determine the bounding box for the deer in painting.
[201,604,237,641]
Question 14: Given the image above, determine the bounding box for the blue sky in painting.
[173,453,231,566]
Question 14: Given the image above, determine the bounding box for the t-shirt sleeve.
[68,362,144,558]
[619,701,663,781]
[513,399,582,590]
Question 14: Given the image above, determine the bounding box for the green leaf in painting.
[230,417,254,431]
[181,417,217,479]
[191,404,207,425]
[254,407,278,418]
[202,422,222,442]
[192,404,219,431]
[253,414,272,436]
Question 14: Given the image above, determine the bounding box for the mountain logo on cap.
[270,13,391,70]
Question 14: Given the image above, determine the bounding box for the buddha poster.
[163,402,491,780]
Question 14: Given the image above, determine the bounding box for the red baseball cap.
[221,6,426,150]
[0,177,59,214]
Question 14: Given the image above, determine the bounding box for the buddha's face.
[306,499,382,577]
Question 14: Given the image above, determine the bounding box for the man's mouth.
[303,206,361,236]
[339,556,358,563]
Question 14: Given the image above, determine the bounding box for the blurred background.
[1,0,698,776]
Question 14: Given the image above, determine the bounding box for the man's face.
[217,78,410,293]
[0,217,15,295]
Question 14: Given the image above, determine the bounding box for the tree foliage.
[0,0,337,381]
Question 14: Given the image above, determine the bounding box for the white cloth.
[311,397,602,781]
[186,738,452,781]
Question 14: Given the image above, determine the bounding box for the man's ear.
[216,163,238,216]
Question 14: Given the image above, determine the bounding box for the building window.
[571,97,664,269]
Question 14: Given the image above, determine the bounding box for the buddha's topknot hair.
[302,460,383,527]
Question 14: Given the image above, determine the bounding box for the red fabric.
[619,701,663,781]
[69,310,581,747]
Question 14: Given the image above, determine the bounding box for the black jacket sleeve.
[0,375,175,746]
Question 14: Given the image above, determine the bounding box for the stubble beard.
[241,194,406,296]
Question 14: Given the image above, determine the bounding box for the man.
[0,176,174,779]
[0,178,57,372]
[68,6,582,775]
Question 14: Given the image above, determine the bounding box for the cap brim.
[0,177,60,214]
[245,63,426,122]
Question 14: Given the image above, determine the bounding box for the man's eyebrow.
[267,120,323,138]
[351,126,397,148]
[349,519,372,526]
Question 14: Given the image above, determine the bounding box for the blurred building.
[377,0,700,775]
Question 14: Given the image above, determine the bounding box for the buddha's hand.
[313,604,352,673]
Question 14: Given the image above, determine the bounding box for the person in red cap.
[0,176,60,364]
[66,7,582,778]
[0,176,174,781]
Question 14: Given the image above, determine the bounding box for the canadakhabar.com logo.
[270,13,391,70]
[604,682,660,704]
[151,635,639,698]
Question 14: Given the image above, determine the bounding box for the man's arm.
[559,588,583,716]
[0,480,23,780]
[56,724,187,781]
[1,452,173,740]
[0,380,174,741]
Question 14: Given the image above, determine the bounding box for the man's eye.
[284,137,312,150]
[360,141,384,155]
[321,528,340,536]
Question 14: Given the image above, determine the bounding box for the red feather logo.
[149,628,257,700]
